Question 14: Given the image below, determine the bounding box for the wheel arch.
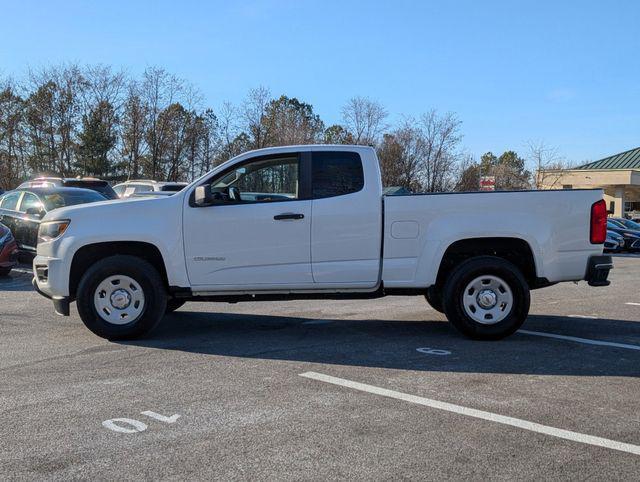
[434,237,542,290]
[69,241,169,299]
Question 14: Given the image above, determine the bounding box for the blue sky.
[2,0,639,164]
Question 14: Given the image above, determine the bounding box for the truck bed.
[382,189,605,288]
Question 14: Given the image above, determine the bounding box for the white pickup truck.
[32,145,612,340]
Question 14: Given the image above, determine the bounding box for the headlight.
[38,220,70,243]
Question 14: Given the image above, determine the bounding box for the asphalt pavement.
[1,257,639,480]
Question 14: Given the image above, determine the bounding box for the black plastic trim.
[388,188,603,197]
[585,255,613,287]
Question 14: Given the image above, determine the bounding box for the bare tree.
[120,81,148,179]
[242,86,271,149]
[81,65,126,112]
[0,79,27,188]
[376,111,462,192]
[141,67,184,179]
[418,110,462,192]
[342,96,387,146]
[528,140,567,189]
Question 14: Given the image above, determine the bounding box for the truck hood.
[42,195,181,223]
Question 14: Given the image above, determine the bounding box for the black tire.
[166,299,186,313]
[0,267,11,276]
[424,286,444,313]
[442,256,530,340]
[76,255,167,340]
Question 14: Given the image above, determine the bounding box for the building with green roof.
[538,146,640,218]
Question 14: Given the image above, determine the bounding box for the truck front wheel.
[76,255,167,340]
[442,256,530,340]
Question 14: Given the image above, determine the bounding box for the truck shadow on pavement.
[120,311,640,377]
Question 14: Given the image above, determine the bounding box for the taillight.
[590,199,607,244]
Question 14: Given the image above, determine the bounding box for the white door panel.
[184,200,312,287]
[311,193,382,284]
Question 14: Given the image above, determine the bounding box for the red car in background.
[0,223,18,276]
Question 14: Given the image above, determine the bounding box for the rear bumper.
[585,255,613,287]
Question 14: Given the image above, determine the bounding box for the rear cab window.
[312,151,364,199]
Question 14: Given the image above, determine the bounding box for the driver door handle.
[274,213,304,220]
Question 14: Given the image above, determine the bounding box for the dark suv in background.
[18,177,119,200]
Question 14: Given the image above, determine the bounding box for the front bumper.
[32,277,70,315]
[32,254,71,316]
[585,255,613,287]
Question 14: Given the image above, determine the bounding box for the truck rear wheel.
[442,256,530,340]
[76,255,167,340]
[424,286,444,313]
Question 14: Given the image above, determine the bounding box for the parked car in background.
[611,217,640,231]
[607,219,640,251]
[0,223,18,276]
[18,177,119,200]
[604,230,624,253]
[0,187,107,254]
[113,180,187,198]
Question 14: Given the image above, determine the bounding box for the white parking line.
[625,302,640,306]
[300,371,640,456]
[567,314,598,319]
[518,330,640,351]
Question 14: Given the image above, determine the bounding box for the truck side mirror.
[194,185,213,207]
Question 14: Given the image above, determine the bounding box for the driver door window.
[211,156,299,203]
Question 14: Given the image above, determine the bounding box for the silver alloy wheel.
[94,275,145,325]
[462,275,513,325]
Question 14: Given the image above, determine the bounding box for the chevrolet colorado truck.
[32,145,612,340]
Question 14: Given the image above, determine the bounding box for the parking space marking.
[518,330,640,351]
[416,347,451,356]
[567,314,598,319]
[102,418,148,434]
[141,411,180,423]
[625,302,640,306]
[300,371,640,456]
[103,411,181,434]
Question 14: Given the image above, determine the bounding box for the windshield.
[617,218,640,230]
[41,190,106,211]
[607,220,624,228]
[62,180,118,200]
